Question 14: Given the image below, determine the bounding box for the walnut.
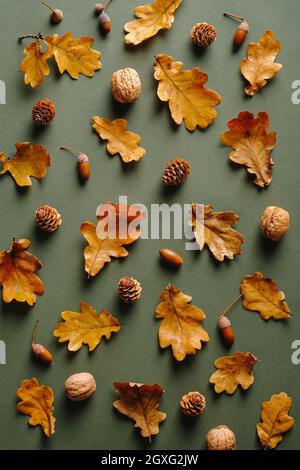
[260,206,290,241]
[65,372,96,401]
[111,67,141,103]
[206,425,236,450]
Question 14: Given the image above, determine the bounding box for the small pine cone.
[118,277,142,303]
[35,205,62,233]
[162,159,190,187]
[180,391,206,416]
[32,99,56,126]
[191,22,217,47]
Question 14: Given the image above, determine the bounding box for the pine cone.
[180,391,206,416]
[35,205,62,233]
[32,99,56,126]
[191,23,217,47]
[162,159,190,187]
[118,277,142,303]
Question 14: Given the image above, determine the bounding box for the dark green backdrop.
[0,0,299,451]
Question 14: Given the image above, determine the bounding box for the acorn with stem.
[95,0,113,33]
[41,1,64,24]
[224,12,249,49]
[31,320,53,364]
[60,146,90,181]
[218,294,243,345]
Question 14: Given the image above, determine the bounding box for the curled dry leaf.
[155,284,209,361]
[241,30,282,96]
[241,272,291,320]
[124,0,182,46]
[0,239,44,305]
[220,111,276,188]
[154,54,221,131]
[92,116,145,163]
[210,352,257,394]
[113,382,166,442]
[0,142,51,187]
[190,203,244,261]
[17,378,55,437]
[19,41,50,88]
[257,392,294,449]
[54,301,120,352]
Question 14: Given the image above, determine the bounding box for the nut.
[159,248,183,267]
[260,206,290,241]
[65,372,96,401]
[111,67,141,103]
[206,425,236,450]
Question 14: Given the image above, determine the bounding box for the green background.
[0,0,299,451]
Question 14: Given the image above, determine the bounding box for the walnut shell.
[111,67,141,103]
[206,425,236,450]
[65,372,96,401]
[260,206,290,241]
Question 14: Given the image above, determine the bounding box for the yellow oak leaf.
[210,352,257,394]
[19,41,50,88]
[190,203,244,261]
[220,111,276,188]
[257,392,294,449]
[45,33,102,79]
[54,301,120,352]
[17,378,55,437]
[155,284,209,361]
[241,272,291,320]
[113,382,166,442]
[153,54,221,131]
[124,0,182,46]
[0,142,51,187]
[0,239,44,306]
[241,30,282,96]
[92,116,145,163]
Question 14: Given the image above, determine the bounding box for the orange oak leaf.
[153,54,221,131]
[113,382,166,441]
[54,301,120,352]
[0,239,44,305]
[92,116,145,163]
[241,272,291,320]
[221,111,276,188]
[210,352,258,394]
[124,0,182,46]
[190,204,244,261]
[19,41,50,88]
[0,142,51,187]
[17,378,55,437]
[155,284,209,361]
[241,30,282,96]
[257,392,294,449]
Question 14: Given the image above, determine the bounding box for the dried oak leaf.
[19,41,50,88]
[54,301,120,351]
[210,352,257,394]
[45,33,102,79]
[257,392,294,449]
[92,116,145,163]
[113,382,166,442]
[124,0,182,46]
[220,112,276,188]
[190,203,244,261]
[241,272,291,320]
[0,239,44,306]
[155,284,209,362]
[0,142,51,187]
[17,378,55,437]
[241,30,282,96]
[153,54,221,131]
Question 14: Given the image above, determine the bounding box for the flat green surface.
[0,0,300,451]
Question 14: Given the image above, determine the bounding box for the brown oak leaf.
[0,239,44,306]
[19,41,50,88]
[17,378,55,437]
[257,392,294,449]
[155,284,209,361]
[220,111,276,188]
[210,352,258,394]
[113,382,166,442]
[241,272,291,320]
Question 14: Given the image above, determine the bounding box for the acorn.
[224,12,249,49]
[98,11,111,32]
[41,1,64,24]
[31,320,53,364]
[218,316,235,345]
[95,3,105,14]
[60,146,90,181]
